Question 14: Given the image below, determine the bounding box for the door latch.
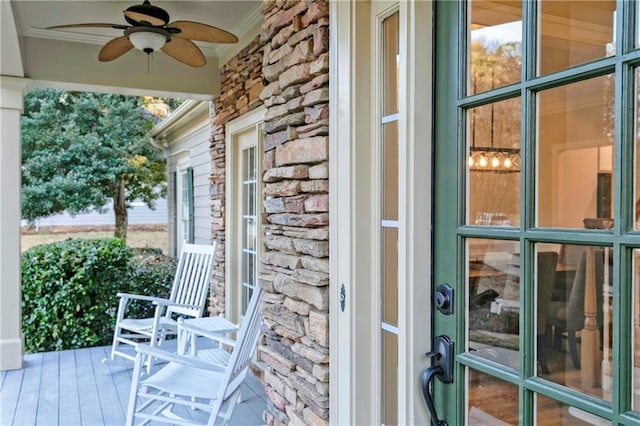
[421,335,454,426]
[435,283,454,315]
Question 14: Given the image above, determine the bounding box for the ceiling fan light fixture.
[129,30,167,53]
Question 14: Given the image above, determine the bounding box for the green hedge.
[126,250,177,319]
[21,238,176,353]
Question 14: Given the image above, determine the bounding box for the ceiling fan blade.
[47,23,129,30]
[168,21,238,43]
[124,11,166,26]
[98,37,134,62]
[161,36,206,67]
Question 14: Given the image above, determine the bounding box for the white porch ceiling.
[2,1,262,100]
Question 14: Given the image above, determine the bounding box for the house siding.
[167,123,212,253]
[210,1,330,424]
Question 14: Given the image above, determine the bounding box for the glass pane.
[382,330,398,426]
[383,12,399,116]
[536,394,609,425]
[469,0,522,96]
[537,75,615,228]
[544,245,613,402]
[383,227,398,327]
[242,285,253,315]
[467,238,520,369]
[247,252,255,286]
[383,121,399,221]
[467,97,521,226]
[249,182,256,216]
[243,147,249,181]
[633,249,640,411]
[539,1,616,76]
[635,68,640,230]
[536,245,560,376]
[242,251,249,284]
[249,146,256,181]
[638,4,640,49]
[467,368,518,425]
[244,217,255,251]
[181,172,189,218]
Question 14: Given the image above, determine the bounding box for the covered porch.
[0,345,267,425]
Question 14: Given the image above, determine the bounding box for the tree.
[21,89,170,241]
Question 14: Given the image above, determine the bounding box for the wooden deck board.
[12,352,43,425]
[58,349,82,426]
[36,350,60,424]
[89,346,126,425]
[2,345,267,425]
[0,367,24,425]
[75,347,108,425]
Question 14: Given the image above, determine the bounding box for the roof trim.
[148,99,210,147]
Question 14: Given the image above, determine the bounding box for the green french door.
[432,1,640,424]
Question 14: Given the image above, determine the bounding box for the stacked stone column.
[209,37,265,316]
[258,1,330,425]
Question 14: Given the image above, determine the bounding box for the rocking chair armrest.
[116,292,169,305]
[134,344,226,373]
[178,323,238,347]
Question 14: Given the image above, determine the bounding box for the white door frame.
[224,106,266,322]
[329,1,434,424]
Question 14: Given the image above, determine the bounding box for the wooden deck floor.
[0,345,267,425]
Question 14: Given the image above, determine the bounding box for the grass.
[21,225,168,254]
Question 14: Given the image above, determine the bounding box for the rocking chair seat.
[141,362,226,399]
[118,316,177,333]
[126,287,265,426]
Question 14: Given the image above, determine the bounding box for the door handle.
[421,335,454,426]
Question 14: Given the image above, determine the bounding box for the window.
[379,9,399,426]
[225,107,266,321]
[240,145,258,314]
[173,157,194,256]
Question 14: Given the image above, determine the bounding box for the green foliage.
[126,253,177,319]
[21,238,132,352]
[21,239,177,353]
[21,89,168,226]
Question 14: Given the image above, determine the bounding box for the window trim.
[224,106,266,323]
[173,152,192,255]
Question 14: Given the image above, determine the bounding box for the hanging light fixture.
[467,68,521,173]
[126,26,169,54]
[468,147,521,172]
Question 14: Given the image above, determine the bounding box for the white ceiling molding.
[217,4,263,66]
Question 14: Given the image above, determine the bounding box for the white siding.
[21,199,167,227]
[166,115,212,255]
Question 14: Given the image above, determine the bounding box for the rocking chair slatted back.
[168,244,216,318]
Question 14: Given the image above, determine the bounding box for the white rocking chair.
[126,286,264,426]
[105,242,217,366]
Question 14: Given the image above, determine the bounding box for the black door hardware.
[434,283,454,315]
[421,335,454,426]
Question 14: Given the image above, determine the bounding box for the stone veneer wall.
[257,1,330,425]
[208,1,330,424]
[208,36,265,315]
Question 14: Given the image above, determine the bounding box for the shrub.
[21,239,177,353]
[126,252,177,319]
[21,238,132,352]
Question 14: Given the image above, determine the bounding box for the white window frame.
[329,2,433,425]
[225,106,266,322]
[174,152,191,256]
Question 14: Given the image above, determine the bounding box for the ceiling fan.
[47,0,238,68]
